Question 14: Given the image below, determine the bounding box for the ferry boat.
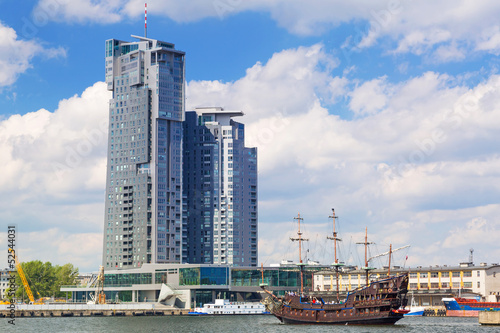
[189,299,269,315]
[261,210,409,325]
[442,297,500,317]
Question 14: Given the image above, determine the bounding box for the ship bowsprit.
[261,296,283,317]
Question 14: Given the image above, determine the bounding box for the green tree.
[14,261,79,301]
[14,260,56,300]
[53,263,79,298]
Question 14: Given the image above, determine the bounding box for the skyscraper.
[183,107,258,266]
[103,36,185,269]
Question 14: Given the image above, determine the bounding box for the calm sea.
[1,315,496,332]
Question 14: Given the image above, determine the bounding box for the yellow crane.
[8,249,42,304]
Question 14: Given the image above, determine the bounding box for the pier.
[0,303,189,318]
[479,311,500,325]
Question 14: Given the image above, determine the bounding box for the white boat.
[405,292,425,316]
[189,299,269,315]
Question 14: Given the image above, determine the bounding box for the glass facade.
[231,267,319,288]
[179,267,228,286]
[155,268,178,284]
[182,109,258,266]
[103,36,185,269]
[104,272,152,286]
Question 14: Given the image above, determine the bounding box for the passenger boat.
[261,210,409,325]
[189,299,269,315]
[442,297,500,317]
[404,292,425,316]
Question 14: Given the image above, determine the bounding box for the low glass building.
[61,263,326,307]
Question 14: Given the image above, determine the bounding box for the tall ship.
[443,297,500,317]
[261,210,409,325]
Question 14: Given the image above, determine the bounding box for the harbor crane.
[8,249,42,304]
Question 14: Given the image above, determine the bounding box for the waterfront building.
[182,107,258,266]
[61,262,500,308]
[314,262,500,307]
[102,36,185,269]
[61,262,321,307]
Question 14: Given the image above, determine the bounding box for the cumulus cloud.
[34,0,500,59]
[0,82,110,271]
[0,21,65,87]
[187,43,341,123]
[187,44,500,267]
[349,77,390,116]
[3,41,500,270]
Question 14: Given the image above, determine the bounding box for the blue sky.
[1,1,500,272]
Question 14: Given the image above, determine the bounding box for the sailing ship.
[261,210,409,325]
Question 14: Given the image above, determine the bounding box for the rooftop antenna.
[144,3,147,38]
[469,248,474,264]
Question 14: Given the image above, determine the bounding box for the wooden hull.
[263,273,409,326]
[278,313,403,325]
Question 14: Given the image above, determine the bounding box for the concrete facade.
[102,36,185,269]
[182,107,258,266]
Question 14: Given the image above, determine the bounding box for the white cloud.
[3,40,500,271]
[34,0,122,24]
[0,229,103,272]
[34,0,500,59]
[0,21,65,87]
[187,45,500,268]
[349,77,389,116]
[0,82,110,271]
[187,43,341,123]
[476,25,500,54]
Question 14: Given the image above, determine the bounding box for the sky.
[1,0,500,273]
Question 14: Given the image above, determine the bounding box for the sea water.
[1,314,496,332]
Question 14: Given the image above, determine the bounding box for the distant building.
[314,263,500,307]
[0,270,9,299]
[102,36,185,269]
[182,107,258,266]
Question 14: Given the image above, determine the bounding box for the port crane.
[8,249,41,304]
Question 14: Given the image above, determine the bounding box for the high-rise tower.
[103,36,185,269]
[182,107,258,266]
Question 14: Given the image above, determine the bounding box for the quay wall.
[479,311,500,325]
[0,303,189,318]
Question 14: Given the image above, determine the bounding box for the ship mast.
[356,227,374,286]
[387,244,392,277]
[326,208,343,302]
[290,213,309,295]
